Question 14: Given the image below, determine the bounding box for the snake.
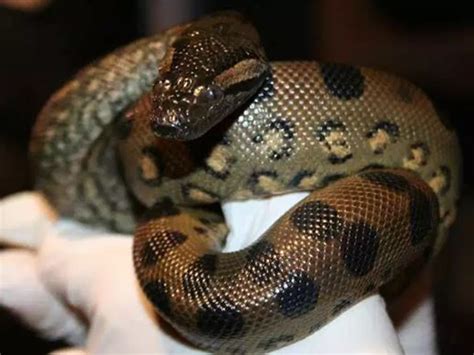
[30,11,461,353]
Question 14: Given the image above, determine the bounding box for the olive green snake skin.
[31,12,461,353]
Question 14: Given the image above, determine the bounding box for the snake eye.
[194,85,223,105]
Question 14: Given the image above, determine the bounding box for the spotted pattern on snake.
[30,11,461,353]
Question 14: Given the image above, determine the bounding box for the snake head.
[150,28,269,141]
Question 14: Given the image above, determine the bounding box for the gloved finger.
[0,248,86,344]
[37,232,205,353]
[276,295,404,354]
[0,192,57,249]
[398,296,436,355]
[37,232,132,320]
[222,192,309,251]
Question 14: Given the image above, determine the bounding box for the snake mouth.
[150,104,191,140]
[152,123,187,140]
[151,108,217,141]
[151,121,207,141]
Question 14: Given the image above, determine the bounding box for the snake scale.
[31,11,461,353]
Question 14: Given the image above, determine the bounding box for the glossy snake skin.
[31,12,461,353]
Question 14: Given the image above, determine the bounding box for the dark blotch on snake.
[248,170,278,188]
[193,226,207,235]
[315,119,352,164]
[143,230,187,262]
[408,142,430,166]
[288,170,314,187]
[182,254,217,299]
[366,121,400,154]
[320,63,365,100]
[367,121,400,140]
[315,119,347,142]
[409,188,438,245]
[276,272,320,318]
[252,118,295,160]
[290,201,342,241]
[340,221,379,276]
[271,119,294,138]
[143,281,171,316]
[360,170,410,193]
[328,154,353,165]
[195,254,218,274]
[163,230,188,245]
[140,242,158,267]
[245,241,282,284]
[246,240,275,260]
[196,301,245,338]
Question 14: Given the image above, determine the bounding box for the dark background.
[0,0,472,353]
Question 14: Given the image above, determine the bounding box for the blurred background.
[0,0,472,353]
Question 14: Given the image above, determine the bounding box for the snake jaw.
[150,105,188,140]
[149,94,216,141]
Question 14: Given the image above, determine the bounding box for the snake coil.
[31,11,461,353]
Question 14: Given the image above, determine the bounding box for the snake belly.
[31,13,461,354]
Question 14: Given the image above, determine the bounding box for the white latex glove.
[0,192,434,354]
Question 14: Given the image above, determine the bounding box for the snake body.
[31,12,461,353]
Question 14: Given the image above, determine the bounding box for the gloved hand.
[0,192,434,354]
